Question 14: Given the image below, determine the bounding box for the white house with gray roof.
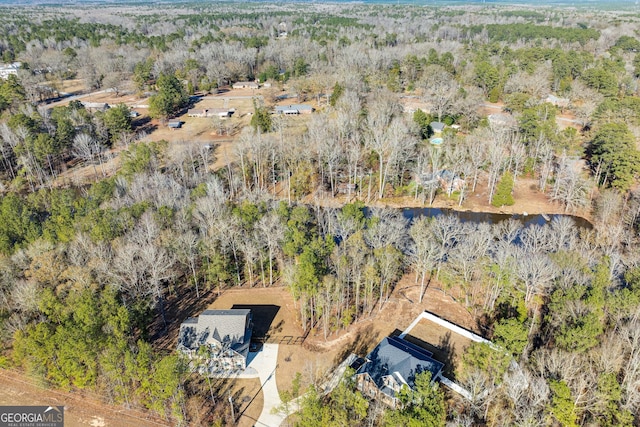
[0,62,20,80]
[178,309,252,374]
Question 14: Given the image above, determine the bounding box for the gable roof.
[275,104,315,113]
[187,108,233,117]
[178,309,252,358]
[430,121,446,132]
[357,336,443,398]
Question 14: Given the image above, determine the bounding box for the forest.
[0,1,640,425]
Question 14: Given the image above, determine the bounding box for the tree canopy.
[589,123,640,190]
[148,73,188,121]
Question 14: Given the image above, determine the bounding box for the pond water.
[400,207,592,229]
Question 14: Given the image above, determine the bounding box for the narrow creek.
[398,207,592,229]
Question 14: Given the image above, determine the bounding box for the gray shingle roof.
[178,309,252,358]
[357,336,443,398]
[430,121,446,132]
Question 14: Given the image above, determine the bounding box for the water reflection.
[396,207,592,229]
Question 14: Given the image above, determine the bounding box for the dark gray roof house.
[178,309,252,373]
[356,336,444,408]
[430,121,446,133]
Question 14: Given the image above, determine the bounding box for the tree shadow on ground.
[402,332,457,379]
[133,116,157,135]
[475,312,492,338]
[333,324,384,365]
[231,304,280,339]
[149,284,218,350]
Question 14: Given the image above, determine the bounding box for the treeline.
[465,23,600,44]
[292,370,446,426]
[4,137,638,424]
[0,96,133,190]
[288,202,640,425]
[12,288,185,420]
[2,2,640,424]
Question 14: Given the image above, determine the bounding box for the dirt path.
[0,369,170,427]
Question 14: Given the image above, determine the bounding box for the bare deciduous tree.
[72,133,105,180]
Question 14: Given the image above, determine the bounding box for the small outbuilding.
[168,120,183,129]
[544,94,570,109]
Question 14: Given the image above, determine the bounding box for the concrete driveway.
[210,344,287,426]
[245,344,286,427]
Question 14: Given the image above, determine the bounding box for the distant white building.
[0,62,20,80]
[544,94,570,109]
[81,102,110,112]
[274,104,315,115]
[232,81,259,89]
[187,108,234,118]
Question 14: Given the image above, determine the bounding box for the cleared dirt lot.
[213,377,263,427]
[185,248,483,419]
[0,276,477,425]
[401,319,473,378]
[208,287,303,341]
[206,287,325,395]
